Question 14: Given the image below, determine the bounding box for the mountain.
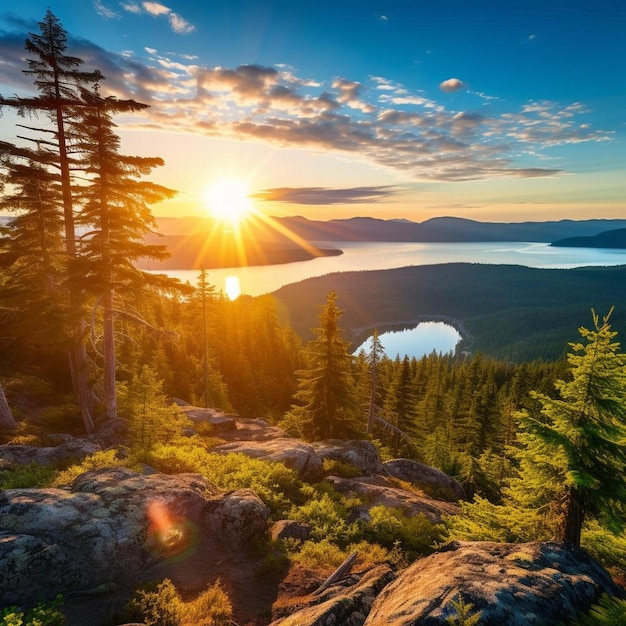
[156,215,626,243]
[551,228,626,249]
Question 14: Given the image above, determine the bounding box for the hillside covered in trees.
[272,263,626,361]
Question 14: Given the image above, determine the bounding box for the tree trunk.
[102,289,117,420]
[562,487,584,547]
[0,382,18,432]
[68,338,96,434]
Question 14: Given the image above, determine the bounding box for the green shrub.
[289,492,360,545]
[289,538,347,570]
[570,594,626,626]
[143,445,306,517]
[445,594,482,626]
[0,463,56,489]
[322,458,362,479]
[50,450,126,487]
[364,505,444,558]
[122,578,232,626]
[38,404,81,433]
[1,595,64,625]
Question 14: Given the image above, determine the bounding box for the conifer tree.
[71,87,176,420]
[514,309,626,546]
[0,10,103,431]
[283,291,362,441]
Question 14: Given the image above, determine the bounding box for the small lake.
[156,241,626,297]
[354,322,462,360]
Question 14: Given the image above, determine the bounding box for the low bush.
[0,462,56,489]
[50,450,125,487]
[122,578,232,626]
[0,595,64,625]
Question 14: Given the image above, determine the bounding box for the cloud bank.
[0,25,612,183]
[253,186,399,205]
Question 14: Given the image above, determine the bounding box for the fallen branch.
[313,551,358,595]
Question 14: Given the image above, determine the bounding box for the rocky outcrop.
[363,541,622,626]
[0,467,269,608]
[0,438,101,467]
[213,438,323,481]
[326,475,458,524]
[313,439,385,475]
[383,458,465,501]
[271,520,312,542]
[270,565,395,626]
[178,405,237,433]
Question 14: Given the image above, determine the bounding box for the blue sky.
[0,0,624,222]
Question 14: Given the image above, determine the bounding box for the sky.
[0,0,624,223]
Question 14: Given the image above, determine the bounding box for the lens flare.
[146,499,197,560]
[225,275,241,300]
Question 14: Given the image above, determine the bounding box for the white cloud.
[120,1,195,34]
[94,0,119,19]
[439,78,464,92]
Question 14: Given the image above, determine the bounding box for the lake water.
[160,241,626,296]
[354,322,463,360]
[156,241,626,359]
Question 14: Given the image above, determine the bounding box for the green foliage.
[570,595,626,626]
[289,538,348,570]
[322,458,362,479]
[283,291,363,441]
[142,445,305,517]
[289,492,359,544]
[582,520,626,584]
[0,463,56,489]
[513,310,626,545]
[445,594,482,626]
[122,578,232,626]
[1,595,64,626]
[364,505,444,557]
[50,450,125,487]
[117,366,192,451]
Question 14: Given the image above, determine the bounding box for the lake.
[156,241,626,359]
[158,241,626,297]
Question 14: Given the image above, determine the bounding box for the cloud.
[120,1,195,34]
[0,27,613,183]
[253,186,399,205]
[94,1,120,19]
[439,78,465,92]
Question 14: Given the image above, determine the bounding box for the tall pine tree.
[515,309,626,546]
[283,291,362,441]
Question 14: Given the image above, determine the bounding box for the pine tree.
[514,309,626,546]
[0,10,104,431]
[283,291,362,441]
[71,86,176,420]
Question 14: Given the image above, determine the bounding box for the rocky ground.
[1,407,623,625]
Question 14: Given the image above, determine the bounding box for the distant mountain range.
[156,215,626,244]
[551,228,626,249]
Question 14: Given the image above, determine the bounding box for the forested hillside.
[271,263,626,361]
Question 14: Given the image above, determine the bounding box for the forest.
[1,10,626,626]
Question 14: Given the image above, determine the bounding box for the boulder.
[0,438,101,467]
[326,475,458,524]
[313,439,385,475]
[363,541,622,626]
[271,565,395,626]
[178,405,236,433]
[383,459,465,501]
[213,438,323,481]
[218,417,289,442]
[271,520,312,542]
[0,467,270,608]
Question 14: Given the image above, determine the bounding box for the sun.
[204,179,252,225]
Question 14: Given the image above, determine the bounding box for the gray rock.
[0,439,101,467]
[271,520,312,542]
[383,459,465,501]
[326,475,458,524]
[178,405,236,433]
[0,467,269,608]
[313,440,385,475]
[213,438,323,481]
[271,565,395,626]
[363,541,622,626]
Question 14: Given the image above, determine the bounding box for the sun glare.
[205,179,252,225]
